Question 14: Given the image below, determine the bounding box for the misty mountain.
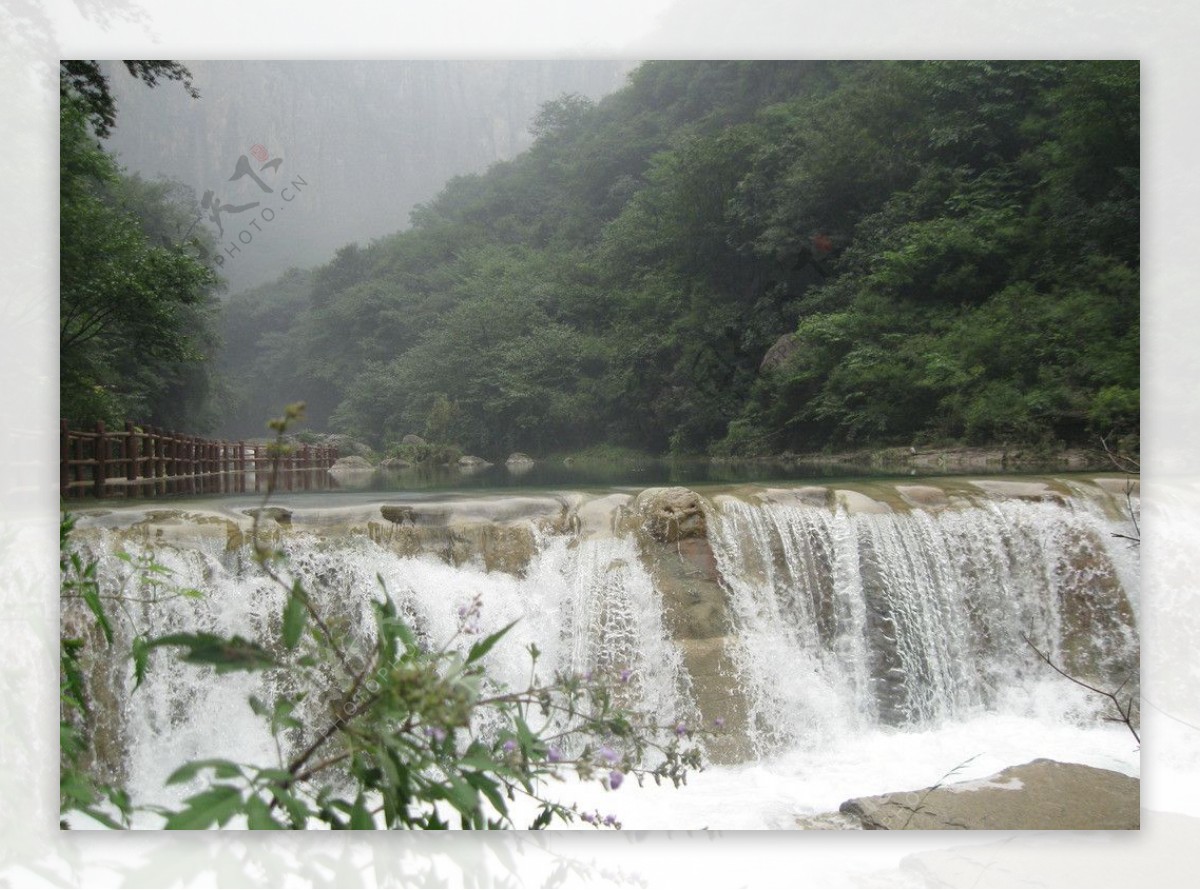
[102,60,632,293]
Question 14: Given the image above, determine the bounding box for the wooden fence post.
[154,427,166,496]
[125,420,140,497]
[94,420,108,498]
[60,420,69,498]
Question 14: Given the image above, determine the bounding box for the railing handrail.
[60,419,339,499]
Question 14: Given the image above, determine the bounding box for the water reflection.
[354,456,1092,494]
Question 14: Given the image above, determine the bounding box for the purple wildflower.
[674,721,687,737]
[547,746,563,763]
[714,717,725,729]
[608,770,624,790]
[620,668,632,683]
[426,726,447,743]
[502,739,516,753]
[598,745,618,764]
[603,813,618,827]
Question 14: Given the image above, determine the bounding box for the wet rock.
[635,487,707,543]
[1094,476,1140,497]
[379,457,412,470]
[675,637,750,764]
[835,489,892,515]
[458,455,492,467]
[330,455,374,471]
[381,505,417,525]
[839,759,1139,830]
[895,485,950,509]
[242,506,293,525]
[969,479,1066,502]
[313,433,374,459]
[505,452,535,465]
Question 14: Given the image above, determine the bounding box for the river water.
[64,474,1140,829]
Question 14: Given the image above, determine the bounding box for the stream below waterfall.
[63,474,1140,829]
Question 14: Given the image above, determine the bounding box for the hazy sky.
[102,60,633,292]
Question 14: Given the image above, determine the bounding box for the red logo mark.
[250,144,269,163]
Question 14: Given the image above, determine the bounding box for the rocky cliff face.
[102,60,632,292]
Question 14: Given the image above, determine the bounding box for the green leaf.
[79,805,128,831]
[148,632,277,673]
[244,794,282,830]
[282,587,307,649]
[514,715,536,756]
[467,620,518,665]
[130,635,150,690]
[530,805,554,830]
[349,794,375,829]
[165,759,243,785]
[163,784,244,829]
[81,584,113,645]
[271,697,301,732]
[444,778,480,819]
[465,772,507,818]
[272,786,312,828]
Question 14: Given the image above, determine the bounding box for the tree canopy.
[217,61,1139,456]
[60,62,222,430]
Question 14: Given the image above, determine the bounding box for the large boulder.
[506,453,535,475]
[401,434,427,447]
[759,333,800,372]
[838,759,1139,830]
[330,455,373,471]
[459,455,492,467]
[634,486,707,543]
[316,433,374,459]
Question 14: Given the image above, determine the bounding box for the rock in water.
[634,487,707,543]
[838,759,1139,830]
[330,455,373,470]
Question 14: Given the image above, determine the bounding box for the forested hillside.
[60,62,223,430]
[219,61,1138,457]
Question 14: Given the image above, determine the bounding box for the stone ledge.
[838,759,1139,830]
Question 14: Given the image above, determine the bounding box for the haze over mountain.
[102,60,633,293]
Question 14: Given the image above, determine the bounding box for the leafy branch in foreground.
[61,403,709,830]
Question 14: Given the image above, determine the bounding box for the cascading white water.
[708,492,1139,756]
[67,479,1140,828]
[76,523,692,813]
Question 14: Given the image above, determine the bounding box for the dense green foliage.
[220,61,1138,456]
[60,65,222,430]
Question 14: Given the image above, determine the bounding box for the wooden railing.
[60,420,339,499]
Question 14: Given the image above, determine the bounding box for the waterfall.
[708,491,1139,755]
[72,522,693,810]
[65,478,1139,824]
